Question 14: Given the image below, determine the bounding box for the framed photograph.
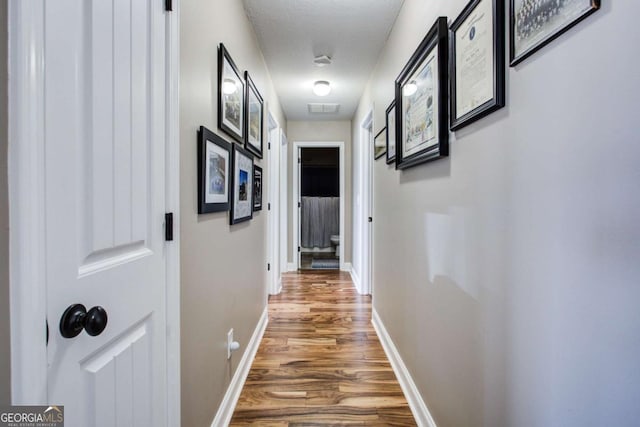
[198,126,230,214]
[510,0,600,66]
[244,71,264,159]
[385,100,396,164]
[450,0,505,130]
[374,128,386,160]
[218,44,245,143]
[253,165,263,211]
[395,17,449,170]
[230,144,254,225]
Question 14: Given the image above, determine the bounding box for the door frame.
[7,2,181,424]
[291,141,345,271]
[266,109,282,295]
[354,110,373,295]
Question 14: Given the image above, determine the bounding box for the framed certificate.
[395,17,449,170]
[450,0,505,131]
[510,0,600,66]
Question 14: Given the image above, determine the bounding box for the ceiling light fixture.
[222,78,238,95]
[313,80,331,96]
[403,80,418,97]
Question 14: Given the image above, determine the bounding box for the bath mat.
[311,258,340,269]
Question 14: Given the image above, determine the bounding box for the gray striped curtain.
[301,197,339,248]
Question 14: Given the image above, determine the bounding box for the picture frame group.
[389,0,599,170]
[198,125,260,225]
[218,44,265,158]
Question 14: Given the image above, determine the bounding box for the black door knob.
[59,304,108,338]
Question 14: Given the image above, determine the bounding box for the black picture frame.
[253,165,263,211]
[244,71,264,159]
[218,44,245,144]
[374,128,386,160]
[510,0,600,66]
[395,17,449,170]
[230,143,254,225]
[450,0,505,130]
[385,100,396,164]
[197,126,231,214]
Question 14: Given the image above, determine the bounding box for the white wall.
[286,120,352,265]
[180,1,285,425]
[354,1,640,426]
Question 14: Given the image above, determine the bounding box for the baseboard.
[210,308,268,427]
[350,268,361,293]
[340,262,352,273]
[372,309,437,427]
[287,262,296,272]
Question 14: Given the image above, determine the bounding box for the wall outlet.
[227,329,233,359]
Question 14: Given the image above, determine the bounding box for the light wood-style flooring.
[230,271,416,426]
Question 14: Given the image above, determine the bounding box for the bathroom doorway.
[292,141,345,271]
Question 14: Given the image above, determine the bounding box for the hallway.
[230,271,416,425]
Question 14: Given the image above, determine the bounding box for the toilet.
[330,234,340,256]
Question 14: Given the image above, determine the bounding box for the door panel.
[44,0,167,426]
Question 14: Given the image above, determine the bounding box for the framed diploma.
[450,0,505,131]
[395,17,449,170]
[385,100,396,164]
[510,0,600,66]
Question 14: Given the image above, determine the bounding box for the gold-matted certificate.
[450,0,505,130]
[456,0,494,118]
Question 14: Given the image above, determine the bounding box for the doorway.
[292,141,345,271]
[299,147,340,269]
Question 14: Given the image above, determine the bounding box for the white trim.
[210,308,269,427]
[266,110,281,295]
[352,110,373,295]
[340,262,352,273]
[287,262,296,272]
[279,131,288,276]
[8,0,48,404]
[292,141,345,271]
[165,2,181,426]
[372,309,437,427]
[349,268,361,294]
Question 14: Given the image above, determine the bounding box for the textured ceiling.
[243,0,404,121]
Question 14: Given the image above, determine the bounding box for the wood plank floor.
[230,271,416,426]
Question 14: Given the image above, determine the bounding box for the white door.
[44,1,169,426]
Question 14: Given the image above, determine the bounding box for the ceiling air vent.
[308,103,340,114]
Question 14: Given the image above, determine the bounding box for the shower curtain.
[301,196,339,248]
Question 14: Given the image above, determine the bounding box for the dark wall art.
[510,0,600,66]
[230,143,254,224]
[244,71,264,158]
[198,126,231,214]
[395,16,449,170]
[218,43,245,143]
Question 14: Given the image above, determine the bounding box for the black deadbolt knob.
[84,306,108,336]
[59,304,108,338]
